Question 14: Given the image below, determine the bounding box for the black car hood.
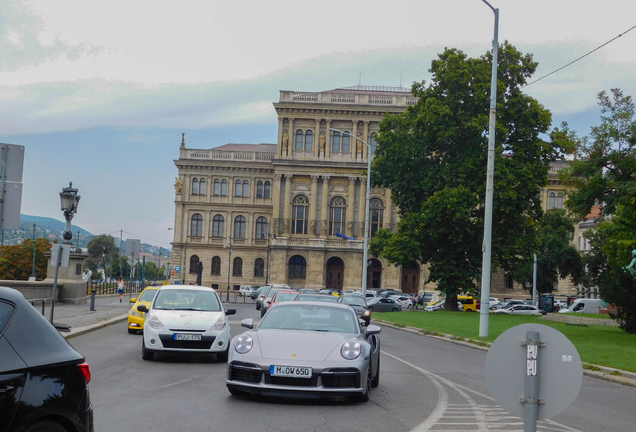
[1,287,83,372]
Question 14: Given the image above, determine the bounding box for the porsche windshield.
[259,304,358,333]
[153,289,221,311]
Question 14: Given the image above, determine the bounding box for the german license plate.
[270,365,312,378]
[174,333,201,341]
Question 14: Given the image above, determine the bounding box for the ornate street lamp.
[59,182,81,245]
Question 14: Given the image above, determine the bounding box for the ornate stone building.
[170,85,424,292]
[169,86,578,298]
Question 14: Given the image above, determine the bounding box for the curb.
[62,314,129,339]
[372,319,636,388]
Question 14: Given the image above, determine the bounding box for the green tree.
[513,209,586,294]
[86,234,119,279]
[0,238,52,280]
[560,89,636,330]
[370,43,565,310]
[108,254,131,279]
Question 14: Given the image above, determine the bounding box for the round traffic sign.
[485,324,582,420]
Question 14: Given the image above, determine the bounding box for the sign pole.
[50,245,63,323]
[524,331,540,432]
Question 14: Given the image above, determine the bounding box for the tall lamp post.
[330,128,375,299]
[31,223,37,280]
[225,239,232,301]
[478,0,499,338]
[265,231,271,285]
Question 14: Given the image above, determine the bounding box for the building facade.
[170,86,579,298]
[170,86,424,292]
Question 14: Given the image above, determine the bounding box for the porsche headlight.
[341,341,362,360]
[211,315,226,330]
[129,308,138,317]
[146,314,165,329]
[234,334,253,354]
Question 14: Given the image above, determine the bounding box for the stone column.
[287,118,294,158]
[283,175,292,235]
[320,175,330,237]
[309,175,319,236]
[384,188,393,231]
[314,119,321,158]
[352,122,359,160]
[325,119,331,159]
[363,121,369,160]
[347,177,356,237]
[277,117,284,157]
[359,176,367,238]
[272,174,282,235]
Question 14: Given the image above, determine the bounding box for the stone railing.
[280,90,416,108]
[271,237,364,249]
[185,150,274,162]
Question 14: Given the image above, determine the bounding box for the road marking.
[381,350,581,432]
[158,377,195,388]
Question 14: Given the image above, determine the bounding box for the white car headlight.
[234,334,253,354]
[146,314,165,329]
[363,310,371,316]
[129,308,138,317]
[211,315,226,330]
[341,341,362,360]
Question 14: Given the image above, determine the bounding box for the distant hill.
[20,214,92,236]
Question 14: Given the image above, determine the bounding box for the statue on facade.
[174,177,183,193]
[626,249,636,279]
[319,132,326,152]
[282,130,289,153]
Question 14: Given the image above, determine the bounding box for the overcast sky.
[1,0,634,249]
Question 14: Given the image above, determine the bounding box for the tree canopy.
[370,43,567,310]
[0,238,52,281]
[86,235,119,279]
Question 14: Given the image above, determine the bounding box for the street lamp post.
[59,182,81,245]
[330,128,375,299]
[479,0,499,338]
[265,232,271,285]
[31,223,37,280]
[225,239,232,301]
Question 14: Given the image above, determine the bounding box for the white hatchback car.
[137,285,236,361]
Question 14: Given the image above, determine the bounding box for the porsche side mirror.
[366,325,381,336]
[241,318,254,329]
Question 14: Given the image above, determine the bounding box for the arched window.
[289,255,307,279]
[369,198,385,237]
[199,178,206,195]
[221,179,228,196]
[557,193,563,209]
[211,256,221,275]
[254,258,264,277]
[332,131,341,152]
[329,196,347,235]
[342,132,350,152]
[191,178,199,195]
[257,181,264,198]
[189,255,199,274]
[190,213,203,237]
[255,216,268,239]
[295,129,304,151]
[243,180,249,197]
[214,179,220,196]
[292,195,309,234]
[234,215,246,239]
[305,130,313,151]
[235,179,242,197]
[232,257,243,276]
[264,181,271,198]
[369,132,378,147]
[549,192,556,209]
[212,214,224,237]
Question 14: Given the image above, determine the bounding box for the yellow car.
[128,287,159,334]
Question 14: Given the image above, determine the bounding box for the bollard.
[90,289,96,311]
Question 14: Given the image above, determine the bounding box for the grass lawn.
[374,311,636,372]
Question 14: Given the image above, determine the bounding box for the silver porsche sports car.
[226,301,381,402]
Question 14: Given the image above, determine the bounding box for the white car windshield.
[259,304,358,334]
[153,289,221,311]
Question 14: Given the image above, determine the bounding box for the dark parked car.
[0,287,94,432]
[339,295,371,326]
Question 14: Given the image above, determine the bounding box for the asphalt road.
[67,303,636,432]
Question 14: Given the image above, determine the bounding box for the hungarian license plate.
[270,365,312,378]
[174,333,201,341]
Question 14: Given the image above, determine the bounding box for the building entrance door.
[401,262,420,293]
[367,259,382,289]
[326,257,344,289]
